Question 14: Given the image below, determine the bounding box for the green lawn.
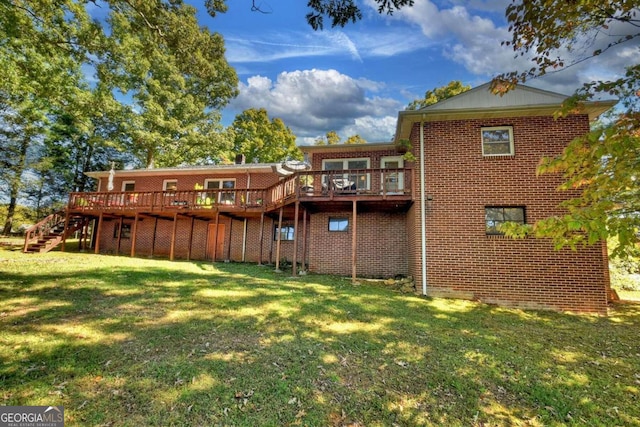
[1,243,639,426]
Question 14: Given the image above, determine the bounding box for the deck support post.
[226,217,233,261]
[212,211,220,261]
[151,217,158,257]
[116,216,123,255]
[274,206,284,272]
[94,212,103,254]
[187,216,195,260]
[352,200,357,283]
[169,212,178,261]
[131,213,139,257]
[258,211,265,265]
[291,201,300,276]
[61,209,70,252]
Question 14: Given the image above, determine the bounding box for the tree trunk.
[2,136,29,235]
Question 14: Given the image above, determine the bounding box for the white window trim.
[481,126,514,156]
[321,158,371,191]
[121,181,135,192]
[381,156,405,193]
[204,178,236,204]
[162,179,178,191]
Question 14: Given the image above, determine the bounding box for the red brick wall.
[408,114,610,313]
[308,211,408,277]
[96,213,311,266]
[98,171,280,193]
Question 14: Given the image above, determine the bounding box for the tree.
[493,0,640,259]
[204,0,415,30]
[345,134,366,144]
[0,0,239,231]
[305,0,415,30]
[314,130,342,145]
[406,80,471,110]
[0,1,91,233]
[98,0,238,168]
[229,108,301,163]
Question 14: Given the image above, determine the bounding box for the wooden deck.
[67,168,415,219]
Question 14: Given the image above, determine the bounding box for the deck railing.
[266,167,413,206]
[67,168,413,213]
[69,188,266,212]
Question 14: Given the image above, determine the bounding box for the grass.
[1,242,639,426]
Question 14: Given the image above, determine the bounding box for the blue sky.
[189,0,634,144]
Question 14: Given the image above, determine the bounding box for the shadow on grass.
[1,254,639,426]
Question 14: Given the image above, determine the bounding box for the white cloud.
[378,0,637,95]
[228,69,402,141]
[224,26,425,65]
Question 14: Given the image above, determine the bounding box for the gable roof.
[420,82,568,111]
[395,82,617,141]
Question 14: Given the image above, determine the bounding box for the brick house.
[26,83,616,313]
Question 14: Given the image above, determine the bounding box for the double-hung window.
[274,225,295,241]
[485,206,525,235]
[481,126,514,156]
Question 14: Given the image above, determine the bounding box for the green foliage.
[0,204,38,233]
[98,0,238,167]
[406,80,471,110]
[344,134,366,144]
[229,108,301,163]
[306,0,415,30]
[0,0,239,229]
[493,1,640,260]
[609,238,640,291]
[314,130,341,145]
[314,131,367,145]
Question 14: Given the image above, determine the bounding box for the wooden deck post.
[61,209,70,252]
[187,216,195,261]
[151,217,158,257]
[212,211,220,261]
[94,212,103,254]
[169,212,178,261]
[291,201,299,276]
[258,211,265,265]
[352,200,357,283]
[226,217,233,261]
[274,206,284,272]
[130,213,139,257]
[116,217,123,255]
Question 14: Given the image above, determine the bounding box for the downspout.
[419,117,428,295]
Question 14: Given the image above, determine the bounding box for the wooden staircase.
[23,211,86,253]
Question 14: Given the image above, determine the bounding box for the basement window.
[328,217,349,232]
[485,206,525,235]
[113,223,131,239]
[274,225,295,241]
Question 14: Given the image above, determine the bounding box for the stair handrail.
[23,210,66,253]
